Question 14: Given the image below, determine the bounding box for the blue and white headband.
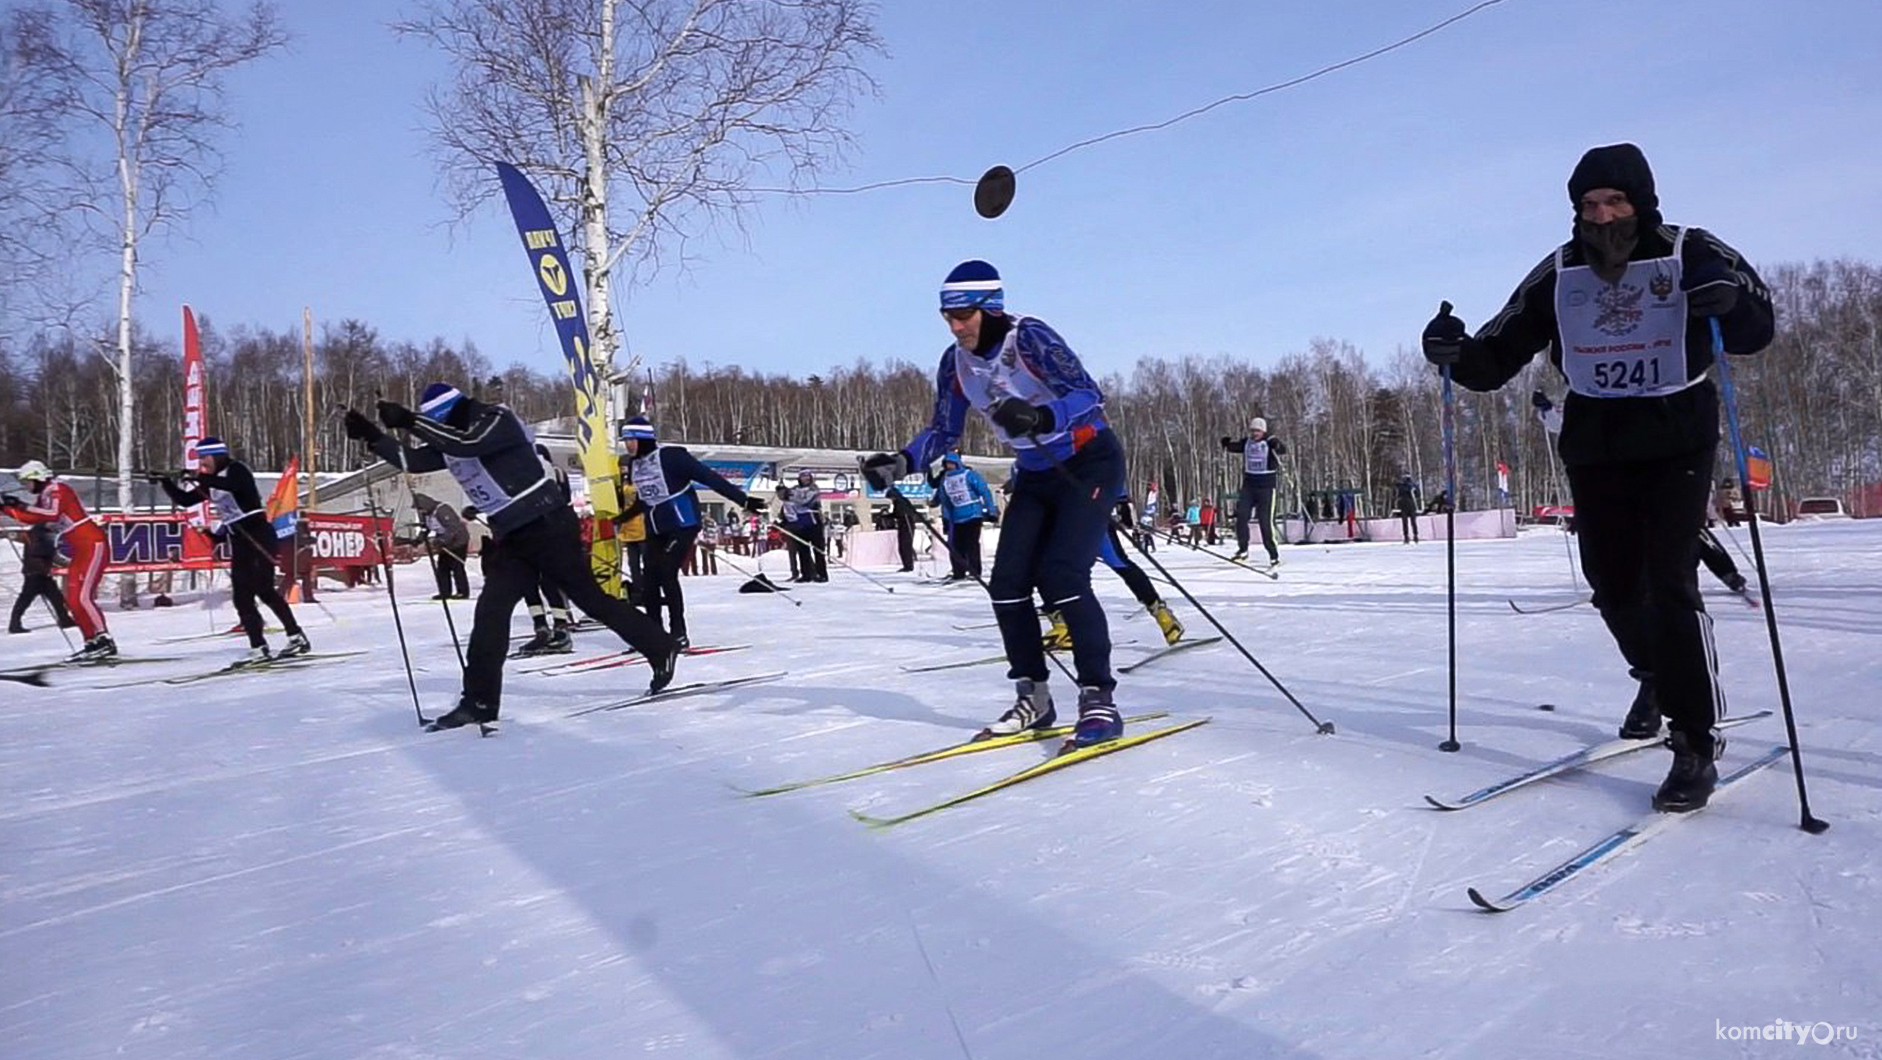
[940,279,1004,312]
[419,385,465,420]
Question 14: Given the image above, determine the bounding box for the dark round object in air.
[974,165,1016,219]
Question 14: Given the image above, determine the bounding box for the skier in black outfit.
[1221,417,1286,567]
[155,437,310,665]
[1393,475,1421,543]
[8,523,75,632]
[345,384,679,730]
[1422,142,1774,812]
[618,415,767,648]
[511,444,576,655]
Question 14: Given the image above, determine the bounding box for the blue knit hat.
[940,259,1003,312]
[195,437,229,457]
[419,383,464,421]
[619,415,656,442]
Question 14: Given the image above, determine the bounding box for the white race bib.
[630,447,676,507]
[1244,441,1272,476]
[1555,228,1697,398]
[944,474,975,507]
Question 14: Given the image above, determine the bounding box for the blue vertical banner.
[495,162,621,592]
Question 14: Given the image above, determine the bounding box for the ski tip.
[1422,794,1460,811]
[1466,887,1511,913]
[848,809,895,830]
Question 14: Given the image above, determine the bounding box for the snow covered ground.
[3,521,1878,1060]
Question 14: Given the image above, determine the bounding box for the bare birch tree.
[396,0,883,388]
[14,0,285,546]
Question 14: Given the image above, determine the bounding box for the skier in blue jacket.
[930,453,998,580]
[862,260,1126,749]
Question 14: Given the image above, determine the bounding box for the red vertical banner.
[181,306,216,563]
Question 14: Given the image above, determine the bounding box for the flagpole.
[303,307,316,508]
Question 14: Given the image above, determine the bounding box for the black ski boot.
[646,646,679,695]
[513,628,554,656]
[1619,670,1661,739]
[541,627,574,654]
[426,696,498,733]
[1653,730,1719,812]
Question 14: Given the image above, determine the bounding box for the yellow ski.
[851,718,1212,829]
[740,712,1172,798]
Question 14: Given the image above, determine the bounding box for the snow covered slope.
[3,521,1877,1059]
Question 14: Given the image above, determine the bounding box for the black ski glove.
[1421,301,1467,366]
[343,409,385,443]
[861,452,909,490]
[0,493,19,508]
[376,399,417,431]
[988,397,1053,436]
[742,496,769,514]
[1681,261,1739,318]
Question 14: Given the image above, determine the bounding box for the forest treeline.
[1,259,1876,518]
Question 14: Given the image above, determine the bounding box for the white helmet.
[15,460,51,482]
[1248,417,1268,433]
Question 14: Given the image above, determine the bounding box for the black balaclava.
[971,311,1012,356]
[1568,143,1661,281]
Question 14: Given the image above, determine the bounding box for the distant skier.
[930,452,997,581]
[155,438,311,665]
[346,384,680,730]
[414,493,471,600]
[1394,474,1421,544]
[782,469,828,582]
[1422,142,1774,811]
[1221,417,1286,568]
[618,415,768,648]
[2,461,113,658]
[862,259,1126,749]
[7,522,75,633]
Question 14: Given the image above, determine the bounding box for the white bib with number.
[630,446,679,507]
[1555,228,1698,399]
[952,315,1076,451]
[943,473,975,508]
[1244,440,1272,476]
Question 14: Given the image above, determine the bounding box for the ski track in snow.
[2,522,1879,1059]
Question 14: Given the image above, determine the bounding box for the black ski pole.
[774,522,898,594]
[1135,521,1278,581]
[1710,318,1827,834]
[1428,307,1465,751]
[1,531,76,652]
[1103,500,1331,733]
[885,483,1078,685]
[1021,442,1330,732]
[1439,345,1461,753]
[711,543,805,608]
[364,476,428,727]
[413,527,467,671]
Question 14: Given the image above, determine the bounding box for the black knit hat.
[1568,143,1658,218]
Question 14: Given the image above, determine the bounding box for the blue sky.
[118,0,1882,383]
